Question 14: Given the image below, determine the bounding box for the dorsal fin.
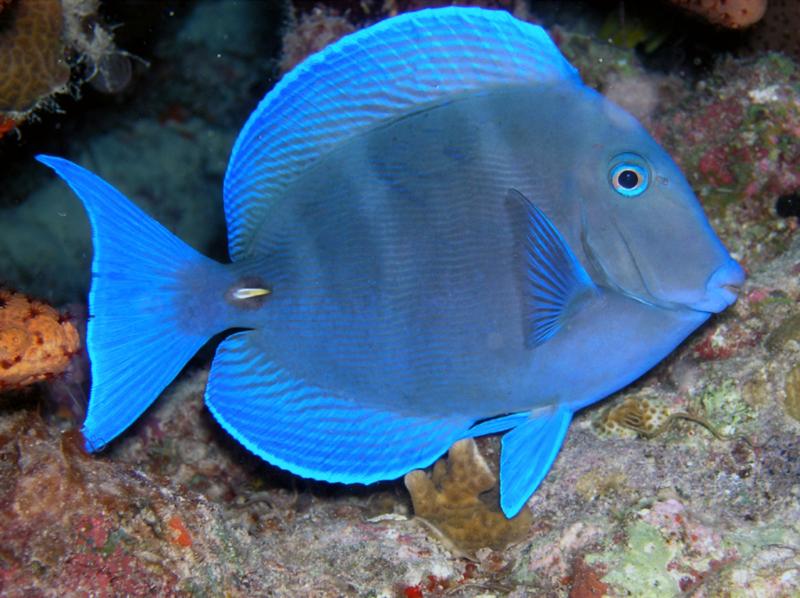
[223,7,580,259]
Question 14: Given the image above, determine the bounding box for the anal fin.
[205,331,471,484]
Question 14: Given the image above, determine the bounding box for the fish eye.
[609,156,649,198]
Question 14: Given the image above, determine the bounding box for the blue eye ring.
[609,159,649,197]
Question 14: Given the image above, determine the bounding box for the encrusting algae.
[0,288,79,392]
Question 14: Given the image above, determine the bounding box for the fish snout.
[689,259,745,313]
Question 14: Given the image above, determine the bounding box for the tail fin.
[37,156,224,451]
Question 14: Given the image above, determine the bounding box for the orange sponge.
[670,0,768,29]
[0,0,71,115]
[0,289,80,392]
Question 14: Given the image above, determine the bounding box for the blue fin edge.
[37,155,221,451]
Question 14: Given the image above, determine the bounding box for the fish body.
[234,85,713,418]
[38,8,743,517]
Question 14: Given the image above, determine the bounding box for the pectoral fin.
[506,189,596,348]
[499,405,572,517]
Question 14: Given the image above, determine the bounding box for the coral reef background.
[1,0,799,595]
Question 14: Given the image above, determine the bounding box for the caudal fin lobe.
[37,155,226,451]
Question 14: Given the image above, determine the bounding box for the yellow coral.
[404,439,531,557]
[0,288,80,391]
[0,0,70,114]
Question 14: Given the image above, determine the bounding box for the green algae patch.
[728,523,800,556]
[586,521,678,597]
[697,380,755,437]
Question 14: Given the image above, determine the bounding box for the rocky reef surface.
[1,1,798,595]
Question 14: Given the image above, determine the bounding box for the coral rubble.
[784,363,800,422]
[0,288,79,392]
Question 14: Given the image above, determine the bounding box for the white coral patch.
[748,85,781,103]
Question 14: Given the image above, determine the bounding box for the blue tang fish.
[38,8,744,517]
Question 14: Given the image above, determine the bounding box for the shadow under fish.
[37,7,744,518]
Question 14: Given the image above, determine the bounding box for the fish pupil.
[608,156,648,197]
[618,169,639,189]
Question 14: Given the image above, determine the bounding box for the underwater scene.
[1,0,799,595]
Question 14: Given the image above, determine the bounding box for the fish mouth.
[687,259,745,314]
[579,206,745,314]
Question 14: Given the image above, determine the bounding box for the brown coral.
[404,438,532,556]
[595,395,740,442]
[669,0,768,29]
[594,397,672,438]
[0,0,130,137]
[0,288,79,392]
[0,0,71,114]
